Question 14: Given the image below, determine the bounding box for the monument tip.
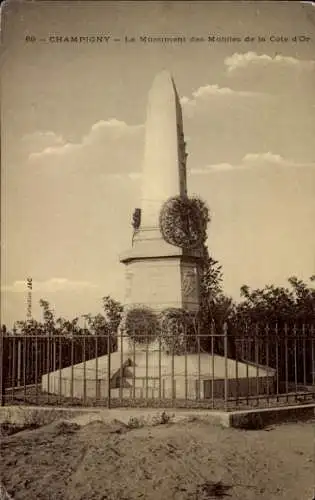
[151,69,176,92]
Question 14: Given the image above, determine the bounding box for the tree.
[102,296,123,334]
[15,318,45,336]
[235,276,315,326]
[232,277,315,385]
[287,276,315,322]
[199,247,235,355]
[55,317,81,336]
[82,313,109,336]
[39,299,56,335]
[200,247,235,324]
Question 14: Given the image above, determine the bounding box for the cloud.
[98,171,142,183]
[189,163,236,174]
[26,119,144,178]
[180,96,193,107]
[190,152,315,175]
[189,164,236,175]
[225,51,315,73]
[2,278,99,293]
[193,84,259,98]
[23,130,64,145]
[242,152,315,168]
[21,131,65,156]
[180,83,265,115]
[29,119,144,161]
[243,152,286,165]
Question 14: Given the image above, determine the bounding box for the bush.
[159,308,198,355]
[120,305,160,345]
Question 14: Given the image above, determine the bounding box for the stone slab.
[228,404,315,429]
[1,404,314,430]
[41,350,276,400]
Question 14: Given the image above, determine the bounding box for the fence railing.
[1,323,314,411]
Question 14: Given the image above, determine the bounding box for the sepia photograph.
[1,1,315,499]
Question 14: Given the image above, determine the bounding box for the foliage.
[102,295,123,337]
[120,305,160,344]
[158,308,197,355]
[198,246,235,354]
[159,195,210,249]
[227,277,315,385]
[200,250,224,300]
[82,296,122,349]
[234,276,315,327]
[12,295,123,345]
[190,196,210,244]
[56,317,80,336]
[39,299,56,334]
[14,318,45,336]
[82,313,108,335]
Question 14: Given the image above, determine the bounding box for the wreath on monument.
[158,308,198,355]
[159,195,210,249]
[119,305,160,345]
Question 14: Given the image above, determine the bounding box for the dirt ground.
[1,416,314,500]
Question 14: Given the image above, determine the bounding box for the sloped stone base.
[41,348,276,401]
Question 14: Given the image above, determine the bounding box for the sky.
[1,0,315,327]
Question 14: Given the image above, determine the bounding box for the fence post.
[311,324,315,388]
[171,341,175,404]
[119,327,123,402]
[23,336,27,402]
[197,320,201,400]
[95,334,99,402]
[83,335,86,404]
[145,334,149,403]
[284,323,289,399]
[17,338,21,387]
[211,321,215,409]
[107,330,111,408]
[0,326,5,406]
[35,335,39,404]
[223,322,228,410]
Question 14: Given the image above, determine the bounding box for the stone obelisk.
[141,70,187,227]
[120,70,203,312]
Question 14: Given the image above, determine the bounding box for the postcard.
[1,2,315,498]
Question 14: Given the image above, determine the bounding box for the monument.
[119,70,203,314]
[41,72,276,402]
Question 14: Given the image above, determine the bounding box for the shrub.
[120,305,160,345]
[159,308,198,355]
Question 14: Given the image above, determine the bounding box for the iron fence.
[1,323,314,411]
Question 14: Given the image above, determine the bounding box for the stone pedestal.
[120,227,203,313]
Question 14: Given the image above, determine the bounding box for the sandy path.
[1,418,314,499]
